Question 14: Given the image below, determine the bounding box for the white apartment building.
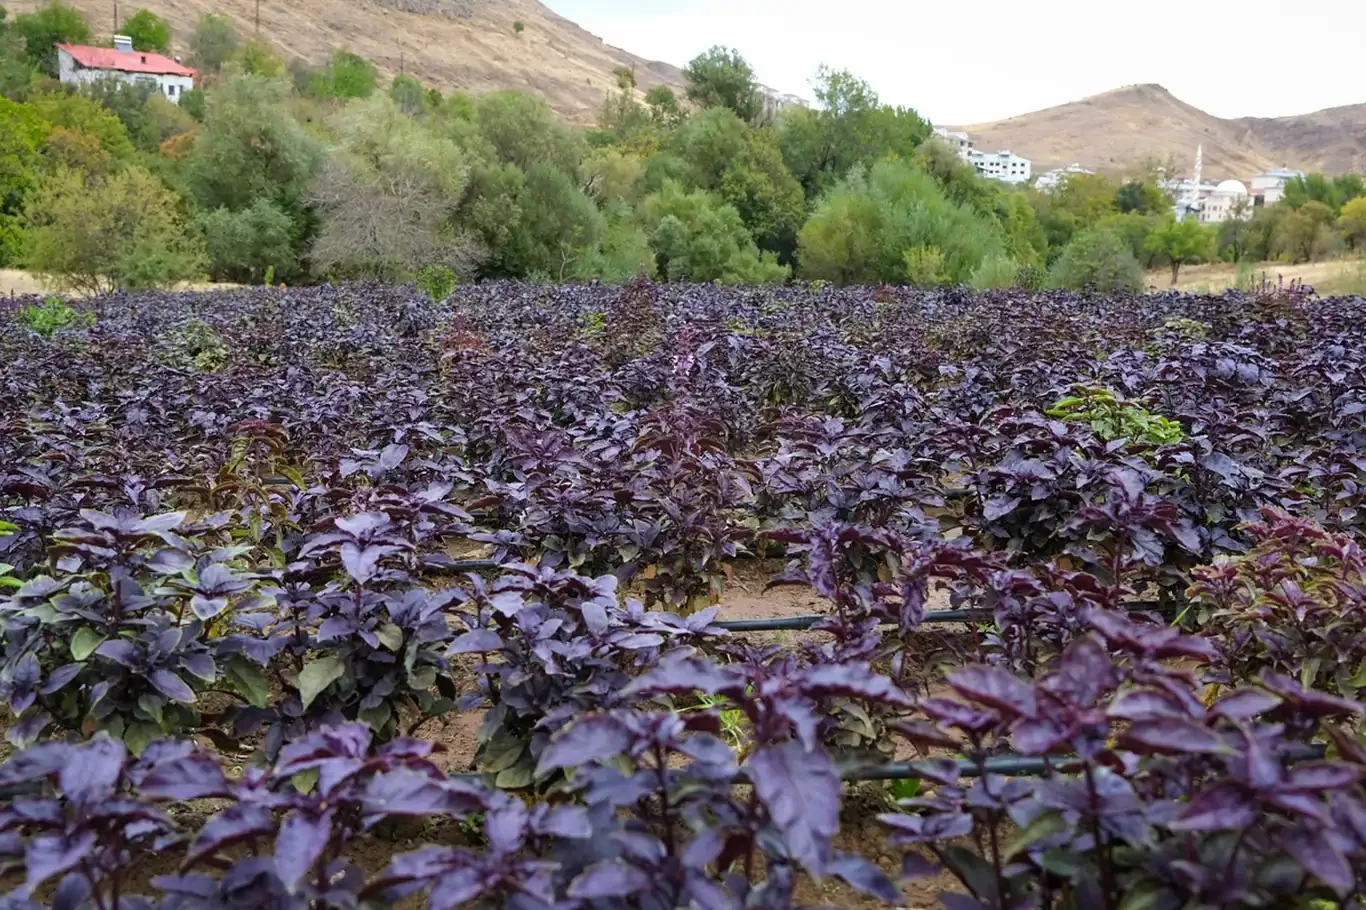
[1034,164,1095,192]
[1250,168,1306,206]
[968,149,1031,184]
[56,36,196,103]
[932,128,1031,184]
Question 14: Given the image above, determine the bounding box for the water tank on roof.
[1214,179,1248,196]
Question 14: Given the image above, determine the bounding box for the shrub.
[121,9,171,54]
[1049,227,1146,293]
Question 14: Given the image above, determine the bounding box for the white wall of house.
[57,48,195,103]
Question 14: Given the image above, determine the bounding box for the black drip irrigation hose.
[712,600,1172,633]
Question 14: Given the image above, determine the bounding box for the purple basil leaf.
[1285,826,1354,896]
[340,543,382,585]
[95,639,140,668]
[946,666,1037,719]
[24,832,95,894]
[139,751,231,800]
[567,860,652,899]
[448,630,504,655]
[829,853,901,903]
[59,736,125,805]
[150,669,197,704]
[536,714,631,775]
[275,808,335,891]
[748,740,839,877]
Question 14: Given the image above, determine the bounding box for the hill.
[61,0,686,123]
[958,84,1366,179]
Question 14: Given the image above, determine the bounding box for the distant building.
[1250,168,1306,207]
[932,127,1030,184]
[56,36,196,103]
[932,127,975,157]
[968,149,1031,184]
[1034,163,1095,192]
[1198,179,1251,224]
[759,85,808,120]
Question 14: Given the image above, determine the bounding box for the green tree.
[573,203,654,281]
[581,147,646,207]
[14,2,90,74]
[0,5,34,96]
[683,46,762,123]
[183,75,323,214]
[645,85,683,129]
[718,127,804,258]
[1049,227,1145,293]
[474,90,584,174]
[503,164,604,279]
[797,159,1007,286]
[121,9,170,54]
[309,96,474,280]
[1115,179,1169,215]
[188,13,239,75]
[642,180,787,283]
[310,49,378,100]
[27,90,134,159]
[778,67,930,199]
[0,96,47,266]
[1143,216,1213,284]
[23,165,205,293]
[1283,173,1344,213]
[390,73,425,115]
[1093,212,1158,266]
[80,78,158,151]
[196,197,297,283]
[1336,196,1366,252]
[239,37,284,78]
[1274,200,1337,263]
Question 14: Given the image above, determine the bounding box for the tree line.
[1,2,1363,294]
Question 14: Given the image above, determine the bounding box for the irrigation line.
[713,600,1173,633]
[443,743,1328,786]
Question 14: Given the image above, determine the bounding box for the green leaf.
[1118,883,1164,910]
[1302,657,1322,689]
[292,768,320,795]
[226,659,270,709]
[296,655,345,711]
[71,627,105,661]
[495,756,535,790]
[408,666,436,690]
[1007,810,1067,859]
[1348,661,1366,689]
[377,623,404,651]
[1038,848,1089,879]
[478,728,527,773]
[358,702,392,732]
[137,694,165,726]
[123,721,161,757]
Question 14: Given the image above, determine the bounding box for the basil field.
[3,278,1366,909]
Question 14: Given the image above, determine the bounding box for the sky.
[544,0,1366,124]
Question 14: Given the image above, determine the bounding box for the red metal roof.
[56,44,196,79]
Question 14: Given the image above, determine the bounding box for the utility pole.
[255,0,261,34]
[113,1,118,31]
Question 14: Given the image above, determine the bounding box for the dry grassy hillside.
[958,84,1366,179]
[63,0,685,123]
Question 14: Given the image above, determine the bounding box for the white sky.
[545,0,1366,124]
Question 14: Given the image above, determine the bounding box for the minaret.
[1179,144,1203,221]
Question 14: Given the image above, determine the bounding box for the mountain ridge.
[956,84,1366,178]
[60,0,686,123]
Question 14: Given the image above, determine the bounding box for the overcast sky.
[545,0,1366,124]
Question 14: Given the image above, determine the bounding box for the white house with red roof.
[56,35,196,104]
